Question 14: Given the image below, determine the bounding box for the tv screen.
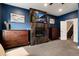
[34,12,47,23]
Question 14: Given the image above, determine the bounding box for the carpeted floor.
[6,40,79,56]
[24,40,79,56]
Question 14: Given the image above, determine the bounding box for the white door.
[60,21,67,40]
[73,18,78,43]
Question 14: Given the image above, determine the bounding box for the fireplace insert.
[35,27,45,37]
[30,8,49,45]
[35,23,45,37]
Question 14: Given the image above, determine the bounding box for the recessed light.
[59,8,63,12]
[44,3,48,7]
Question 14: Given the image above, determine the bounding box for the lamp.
[4,21,10,30]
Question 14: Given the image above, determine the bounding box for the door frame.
[60,21,67,40]
[60,18,78,47]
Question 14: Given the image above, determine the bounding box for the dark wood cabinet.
[2,30,29,49]
[49,28,60,40]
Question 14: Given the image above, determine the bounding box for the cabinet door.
[51,28,59,40]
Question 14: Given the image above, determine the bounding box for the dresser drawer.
[2,30,29,49]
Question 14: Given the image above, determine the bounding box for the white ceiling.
[6,3,78,16]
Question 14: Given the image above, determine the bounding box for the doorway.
[67,20,73,41]
[60,18,78,46]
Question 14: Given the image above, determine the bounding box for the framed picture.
[11,13,25,23]
[49,19,55,24]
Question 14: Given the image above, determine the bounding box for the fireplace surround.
[30,22,49,45]
[30,8,49,45]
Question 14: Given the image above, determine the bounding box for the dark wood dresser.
[2,30,29,49]
[49,28,60,40]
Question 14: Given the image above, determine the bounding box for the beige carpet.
[6,40,79,56]
[24,40,79,56]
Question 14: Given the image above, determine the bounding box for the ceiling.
[6,3,78,16]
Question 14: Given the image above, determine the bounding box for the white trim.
[66,18,78,43]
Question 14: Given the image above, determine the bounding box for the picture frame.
[10,13,25,23]
[49,18,55,24]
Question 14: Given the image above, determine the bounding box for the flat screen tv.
[33,12,47,23]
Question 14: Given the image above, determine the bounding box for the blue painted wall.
[1,4,56,30]
[0,4,1,19]
[47,14,57,28]
[55,10,78,29]
[1,4,78,31]
[2,4,31,30]
[0,4,2,30]
[78,4,79,46]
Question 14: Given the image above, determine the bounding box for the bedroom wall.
[0,3,2,30]
[56,10,78,43]
[78,3,79,48]
[0,4,2,43]
[1,4,78,30]
[1,4,56,30]
[0,4,1,19]
[56,10,78,30]
[1,4,78,36]
[47,14,57,28]
[1,4,31,30]
[0,3,79,45]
